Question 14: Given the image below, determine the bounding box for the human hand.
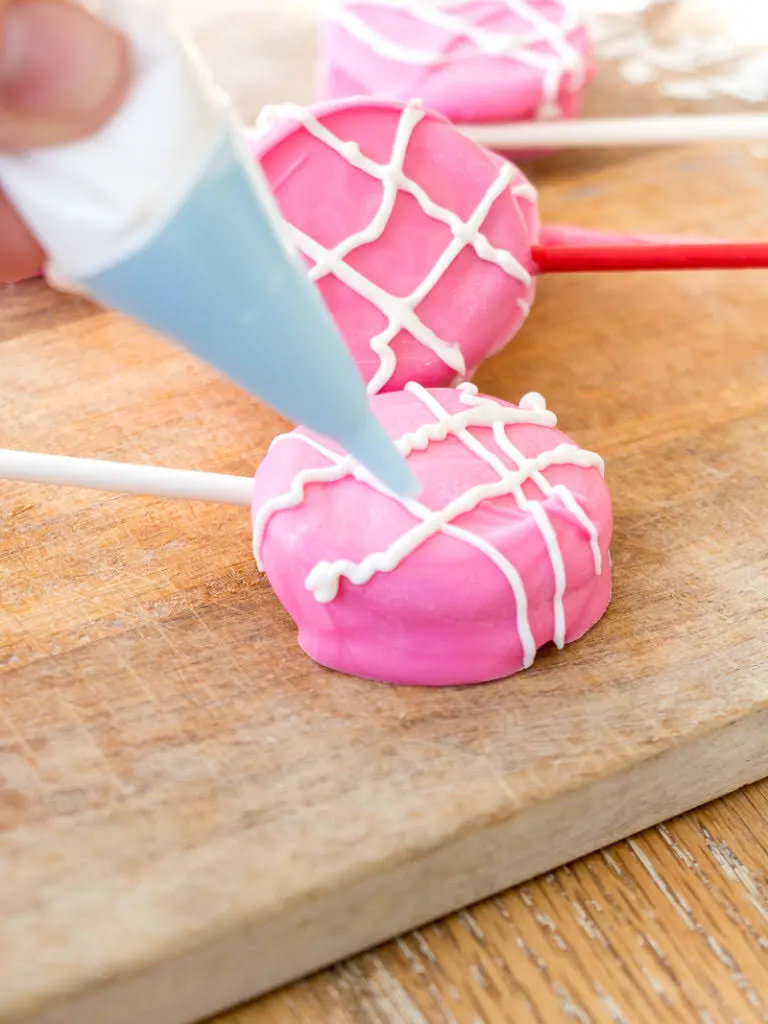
[0,0,130,282]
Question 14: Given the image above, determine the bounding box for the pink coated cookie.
[253,383,612,687]
[250,97,539,394]
[318,0,593,126]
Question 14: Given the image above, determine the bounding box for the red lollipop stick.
[531,242,768,274]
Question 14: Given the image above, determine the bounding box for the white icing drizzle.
[519,390,546,410]
[253,384,605,668]
[458,383,603,645]
[323,0,587,120]
[255,99,537,393]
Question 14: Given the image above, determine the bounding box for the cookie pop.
[316,0,768,155]
[250,96,768,395]
[251,97,539,395]
[252,383,611,686]
[0,383,612,687]
[318,0,593,128]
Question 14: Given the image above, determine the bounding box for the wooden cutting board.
[2,6,768,1024]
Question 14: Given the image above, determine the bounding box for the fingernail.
[0,0,128,120]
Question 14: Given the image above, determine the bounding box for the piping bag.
[0,1,418,498]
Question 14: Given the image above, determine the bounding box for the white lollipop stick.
[0,449,253,506]
[461,113,768,151]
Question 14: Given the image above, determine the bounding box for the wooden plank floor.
[236,786,768,1024]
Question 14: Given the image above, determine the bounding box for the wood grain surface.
[235,787,768,1024]
[2,3,768,1024]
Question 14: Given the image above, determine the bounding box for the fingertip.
[0,0,132,150]
[0,190,44,283]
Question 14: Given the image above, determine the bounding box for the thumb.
[0,0,131,152]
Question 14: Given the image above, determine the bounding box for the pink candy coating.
[318,0,594,126]
[250,97,538,394]
[253,385,612,687]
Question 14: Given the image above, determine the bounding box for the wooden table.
[241,787,768,1024]
[3,3,768,1024]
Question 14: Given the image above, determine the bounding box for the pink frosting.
[250,97,538,394]
[252,383,612,687]
[317,0,594,125]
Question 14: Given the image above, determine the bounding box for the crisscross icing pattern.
[323,0,587,119]
[255,99,537,393]
[253,383,605,668]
